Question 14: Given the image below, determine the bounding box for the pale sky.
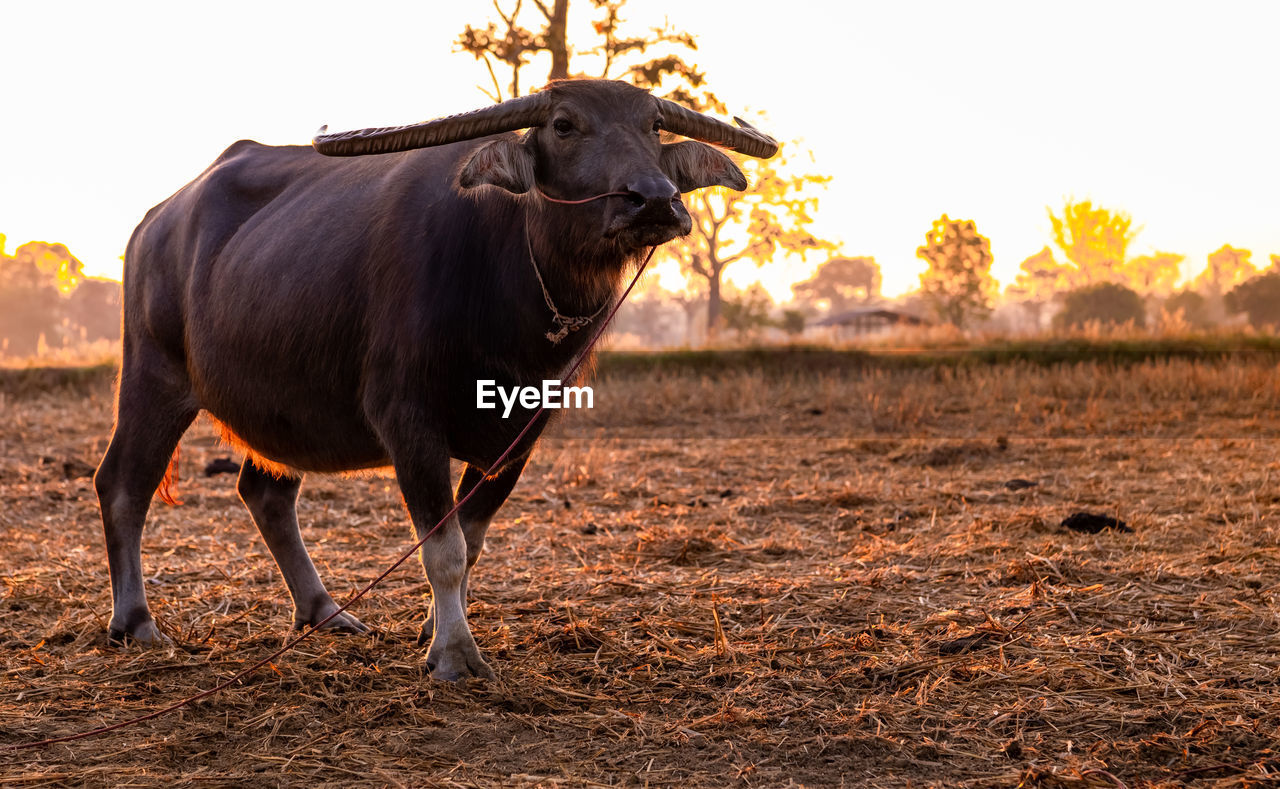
[3,0,1277,298]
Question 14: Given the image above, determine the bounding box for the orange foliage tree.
[1048,199,1138,288]
[917,215,997,329]
[1124,252,1184,298]
[1194,244,1256,298]
[0,236,119,356]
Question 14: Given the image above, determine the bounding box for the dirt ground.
[2,360,1280,787]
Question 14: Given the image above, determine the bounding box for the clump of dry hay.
[2,358,1279,787]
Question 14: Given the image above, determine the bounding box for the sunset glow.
[3,1,1277,299]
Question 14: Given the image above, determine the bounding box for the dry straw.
[2,356,1279,786]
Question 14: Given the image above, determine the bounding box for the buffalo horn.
[657,98,778,159]
[313,88,778,160]
[313,92,552,157]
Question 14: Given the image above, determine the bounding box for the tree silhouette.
[1048,200,1138,288]
[916,215,996,329]
[778,308,805,336]
[67,278,122,343]
[791,256,881,313]
[0,241,80,354]
[1005,246,1066,330]
[1055,282,1146,330]
[0,262,56,355]
[581,1,716,109]
[720,284,773,341]
[456,0,564,101]
[1225,272,1280,328]
[0,239,118,356]
[668,285,705,346]
[1191,244,1256,323]
[457,0,717,107]
[1162,289,1212,328]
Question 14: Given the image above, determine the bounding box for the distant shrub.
[777,309,806,336]
[1161,290,1212,329]
[1055,282,1146,330]
[1225,272,1280,328]
[721,286,773,340]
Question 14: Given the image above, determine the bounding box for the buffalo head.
[313,80,778,250]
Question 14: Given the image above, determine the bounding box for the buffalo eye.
[652,118,664,134]
[553,118,574,137]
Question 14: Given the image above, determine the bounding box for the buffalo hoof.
[107,618,169,647]
[294,609,370,635]
[425,627,494,682]
[427,653,495,683]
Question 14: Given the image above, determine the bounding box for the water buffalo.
[95,79,776,680]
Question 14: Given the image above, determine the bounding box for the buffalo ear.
[660,141,748,192]
[458,138,535,193]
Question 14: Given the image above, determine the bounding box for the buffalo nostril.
[625,176,678,208]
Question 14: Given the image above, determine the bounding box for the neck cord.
[525,185,630,344]
[524,226,611,344]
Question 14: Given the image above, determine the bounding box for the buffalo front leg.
[94,354,198,644]
[392,446,493,681]
[237,463,369,634]
[418,456,529,646]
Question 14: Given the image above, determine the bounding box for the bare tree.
[667,146,831,336]
[457,0,715,104]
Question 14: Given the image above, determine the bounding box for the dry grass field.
[2,352,1280,787]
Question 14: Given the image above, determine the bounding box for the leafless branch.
[481,54,504,103]
[494,0,521,28]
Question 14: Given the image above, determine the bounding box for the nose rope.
[533,185,630,205]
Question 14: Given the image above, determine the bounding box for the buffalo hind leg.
[418,456,529,646]
[95,356,198,645]
[237,462,369,634]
